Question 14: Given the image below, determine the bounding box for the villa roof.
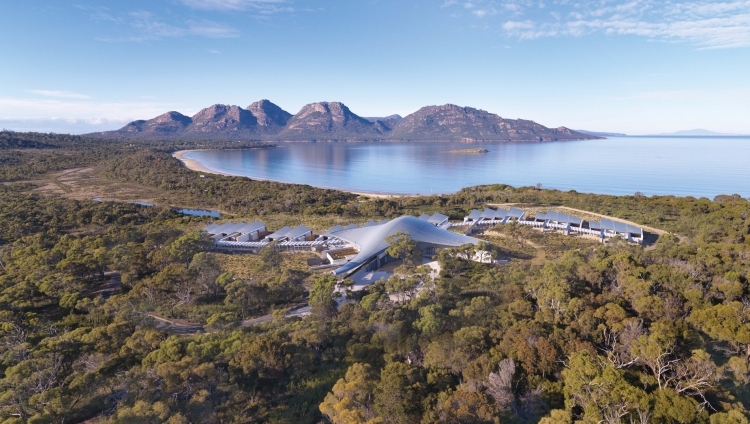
[266,226,291,239]
[203,223,220,233]
[492,209,509,219]
[321,225,345,236]
[480,208,497,219]
[590,218,643,235]
[536,211,582,225]
[507,207,526,218]
[235,221,266,233]
[285,225,312,240]
[205,222,250,235]
[428,213,449,225]
[467,209,482,220]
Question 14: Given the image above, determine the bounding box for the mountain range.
[91,100,599,142]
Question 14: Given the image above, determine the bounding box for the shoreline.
[172,150,236,177]
[171,150,414,199]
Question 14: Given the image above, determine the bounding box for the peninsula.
[449,148,489,154]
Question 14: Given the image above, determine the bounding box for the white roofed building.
[203,221,267,242]
[325,215,480,276]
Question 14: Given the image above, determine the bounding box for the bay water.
[182,136,749,198]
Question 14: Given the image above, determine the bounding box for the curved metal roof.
[329,215,479,275]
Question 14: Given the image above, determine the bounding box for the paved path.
[148,301,314,335]
[99,272,121,300]
[148,314,205,335]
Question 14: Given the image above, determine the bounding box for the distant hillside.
[91,100,600,142]
[278,102,387,141]
[390,104,593,142]
[364,114,403,123]
[575,129,627,137]
[246,100,292,129]
[657,129,731,136]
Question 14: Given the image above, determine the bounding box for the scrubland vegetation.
[1,131,750,423]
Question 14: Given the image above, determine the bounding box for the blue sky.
[1,0,749,134]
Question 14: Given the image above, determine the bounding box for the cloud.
[0,117,132,134]
[623,90,704,100]
[473,8,497,17]
[74,4,122,22]
[444,0,750,48]
[97,12,239,41]
[176,0,293,13]
[27,90,90,100]
[0,97,182,124]
[186,19,240,38]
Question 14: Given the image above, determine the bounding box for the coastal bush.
[1,132,750,422]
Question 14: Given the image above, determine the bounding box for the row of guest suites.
[463,207,644,243]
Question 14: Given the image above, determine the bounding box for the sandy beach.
[171,150,411,199]
[172,150,236,177]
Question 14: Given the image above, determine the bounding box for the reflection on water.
[184,137,750,198]
[177,209,221,218]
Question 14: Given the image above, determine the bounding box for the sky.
[1,0,749,135]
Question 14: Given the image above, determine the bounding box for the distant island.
[449,148,489,154]
[88,100,600,143]
[654,129,737,136]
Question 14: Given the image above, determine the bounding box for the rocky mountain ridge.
[91,100,600,142]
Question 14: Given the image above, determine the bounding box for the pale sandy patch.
[172,150,235,177]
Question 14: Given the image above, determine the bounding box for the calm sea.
[183,136,750,198]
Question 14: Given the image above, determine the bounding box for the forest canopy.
[0,131,749,423]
